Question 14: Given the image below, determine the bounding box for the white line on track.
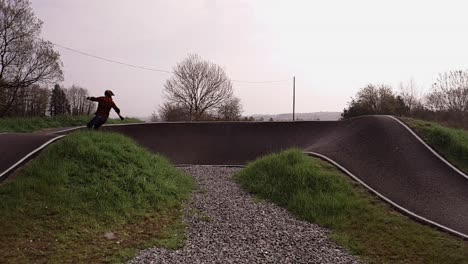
[387,115,468,181]
[304,151,468,239]
[47,126,84,134]
[175,164,246,168]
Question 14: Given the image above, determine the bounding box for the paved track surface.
[0,133,60,180]
[100,116,468,236]
[2,115,468,236]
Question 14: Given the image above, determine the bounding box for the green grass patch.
[0,115,142,133]
[0,131,193,263]
[235,149,468,264]
[403,117,468,174]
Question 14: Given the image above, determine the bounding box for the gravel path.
[129,166,360,264]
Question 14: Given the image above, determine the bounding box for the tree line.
[0,0,63,117]
[342,70,468,128]
[0,0,96,118]
[6,83,96,117]
[49,84,96,116]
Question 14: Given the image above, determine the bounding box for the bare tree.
[427,70,468,113]
[356,84,397,113]
[150,110,159,122]
[163,54,235,121]
[216,96,242,121]
[399,79,421,111]
[342,83,409,119]
[66,85,95,115]
[7,83,48,116]
[425,90,444,112]
[0,0,63,117]
[158,102,190,121]
[23,84,48,116]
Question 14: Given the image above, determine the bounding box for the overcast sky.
[32,0,468,118]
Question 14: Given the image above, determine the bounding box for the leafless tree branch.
[163,54,236,121]
[0,0,63,117]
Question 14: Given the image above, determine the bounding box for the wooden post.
[293,76,296,121]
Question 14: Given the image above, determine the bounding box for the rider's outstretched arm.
[112,103,120,114]
[112,103,124,120]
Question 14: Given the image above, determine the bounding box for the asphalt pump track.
[1,115,468,239]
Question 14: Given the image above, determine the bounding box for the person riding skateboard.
[86,90,123,129]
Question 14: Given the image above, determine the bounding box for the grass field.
[235,150,468,264]
[0,131,193,263]
[0,115,142,133]
[403,117,468,174]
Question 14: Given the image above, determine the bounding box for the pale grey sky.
[32,0,468,118]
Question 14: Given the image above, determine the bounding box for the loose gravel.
[129,166,360,264]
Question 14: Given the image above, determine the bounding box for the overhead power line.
[51,42,173,74]
[49,40,291,83]
[230,79,291,83]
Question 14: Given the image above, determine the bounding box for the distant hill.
[139,112,342,122]
[252,112,341,121]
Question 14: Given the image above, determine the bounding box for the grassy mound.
[0,131,193,263]
[0,115,142,133]
[403,118,468,174]
[236,149,468,264]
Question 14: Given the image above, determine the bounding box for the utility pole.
[293,76,296,121]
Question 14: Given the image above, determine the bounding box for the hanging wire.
[50,42,173,74]
[230,79,291,83]
[49,40,291,83]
